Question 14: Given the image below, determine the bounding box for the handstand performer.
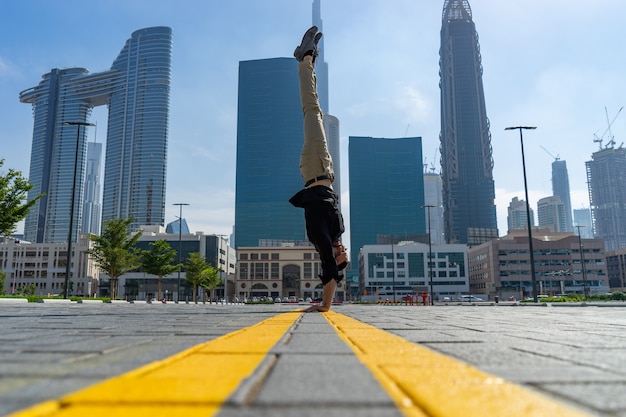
[289,26,348,312]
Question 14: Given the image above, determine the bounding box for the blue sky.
[1,0,625,248]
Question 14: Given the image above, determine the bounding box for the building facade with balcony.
[359,242,468,302]
[468,229,609,300]
[0,236,99,297]
[235,245,347,302]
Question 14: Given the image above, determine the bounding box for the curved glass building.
[20,27,172,242]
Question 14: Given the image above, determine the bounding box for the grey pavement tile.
[0,376,105,416]
[513,345,626,375]
[216,405,404,417]
[539,382,626,415]
[390,328,491,343]
[482,365,626,384]
[272,332,354,355]
[253,354,395,406]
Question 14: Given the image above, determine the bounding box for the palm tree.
[141,240,180,301]
[86,218,142,299]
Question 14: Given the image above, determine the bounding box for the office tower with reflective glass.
[20,26,172,242]
[348,136,426,280]
[551,159,574,232]
[234,58,306,247]
[235,58,340,247]
[439,0,498,244]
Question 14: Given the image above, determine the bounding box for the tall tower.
[349,136,425,280]
[234,1,340,247]
[423,170,445,244]
[235,58,305,247]
[81,141,102,236]
[586,146,626,251]
[551,159,573,231]
[20,27,172,242]
[312,0,341,201]
[439,0,498,245]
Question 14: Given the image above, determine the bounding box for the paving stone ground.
[0,300,625,417]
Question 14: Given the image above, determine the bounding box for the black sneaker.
[294,26,322,62]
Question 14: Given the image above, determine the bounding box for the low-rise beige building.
[235,245,347,302]
[468,229,609,300]
[0,235,99,297]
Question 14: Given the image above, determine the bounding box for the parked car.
[305,297,313,303]
[459,295,484,302]
[274,297,282,303]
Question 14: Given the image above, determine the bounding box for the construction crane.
[540,145,560,161]
[594,106,623,149]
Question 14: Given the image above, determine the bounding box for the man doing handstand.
[289,26,348,313]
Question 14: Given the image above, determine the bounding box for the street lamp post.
[505,126,538,303]
[391,243,396,303]
[575,225,588,300]
[422,205,435,305]
[173,203,189,303]
[63,121,95,299]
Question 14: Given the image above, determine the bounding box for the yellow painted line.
[323,311,593,417]
[7,312,301,417]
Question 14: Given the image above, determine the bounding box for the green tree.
[16,283,36,297]
[86,218,142,300]
[60,280,74,297]
[200,266,222,303]
[184,252,219,303]
[141,240,180,301]
[0,269,6,295]
[0,160,43,236]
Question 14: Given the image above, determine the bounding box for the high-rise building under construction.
[586,146,626,251]
[439,0,498,245]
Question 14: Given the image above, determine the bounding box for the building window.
[239,263,248,279]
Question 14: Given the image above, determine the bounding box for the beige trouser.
[298,60,334,185]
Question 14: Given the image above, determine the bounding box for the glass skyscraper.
[348,136,426,280]
[234,1,340,248]
[586,147,626,251]
[235,58,306,247]
[551,159,573,232]
[20,26,172,242]
[439,0,498,245]
[82,141,102,236]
